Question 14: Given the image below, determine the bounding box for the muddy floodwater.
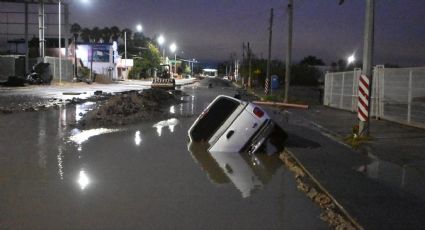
[0,84,327,229]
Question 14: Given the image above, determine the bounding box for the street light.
[136,24,143,32]
[347,54,355,65]
[157,35,165,60]
[169,43,177,75]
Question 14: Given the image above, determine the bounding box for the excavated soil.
[78,88,185,128]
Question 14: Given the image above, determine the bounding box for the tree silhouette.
[80,28,91,43]
[91,27,101,43]
[101,27,112,43]
[110,26,121,41]
[70,23,81,41]
[299,55,325,66]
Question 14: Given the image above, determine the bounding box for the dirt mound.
[79,88,184,127]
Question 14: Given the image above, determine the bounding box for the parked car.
[188,95,277,153]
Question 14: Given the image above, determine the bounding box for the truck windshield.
[190,97,239,142]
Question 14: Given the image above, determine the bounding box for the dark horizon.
[1,0,424,67]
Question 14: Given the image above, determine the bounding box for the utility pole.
[242,42,246,86]
[124,31,127,76]
[59,0,62,84]
[359,0,375,136]
[248,42,252,88]
[24,3,28,72]
[284,0,293,103]
[266,8,274,95]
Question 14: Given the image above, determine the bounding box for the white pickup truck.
[188,95,276,153]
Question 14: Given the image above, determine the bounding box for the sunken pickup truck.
[188,95,285,153]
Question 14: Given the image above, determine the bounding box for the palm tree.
[70,23,81,41]
[80,28,91,43]
[91,27,101,43]
[110,26,121,41]
[101,27,112,43]
[70,23,82,79]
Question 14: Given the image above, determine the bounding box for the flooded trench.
[0,84,327,229]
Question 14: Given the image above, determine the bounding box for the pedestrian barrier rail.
[324,66,425,129]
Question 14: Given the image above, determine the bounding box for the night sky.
[1,0,424,66]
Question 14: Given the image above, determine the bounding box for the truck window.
[190,97,239,142]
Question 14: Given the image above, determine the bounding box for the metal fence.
[44,56,73,82]
[324,67,425,129]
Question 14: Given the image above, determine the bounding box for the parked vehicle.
[188,95,277,153]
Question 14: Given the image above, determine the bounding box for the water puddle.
[187,140,283,198]
[153,118,179,136]
[356,155,425,200]
[69,128,122,151]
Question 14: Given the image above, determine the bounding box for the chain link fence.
[324,67,425,129]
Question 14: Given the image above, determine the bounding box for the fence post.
[53,58,56,81]
[352,68,361,112]
[340,72,345,108]
[380,67,385,118]
[324,73,328,105]
[407,70,413,124]
[330,73,334,106]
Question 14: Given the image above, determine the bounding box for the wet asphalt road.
[0,79,328,229]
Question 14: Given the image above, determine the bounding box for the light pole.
[124,30,127,77]
[170,43,177,75]
[58,0,62,85]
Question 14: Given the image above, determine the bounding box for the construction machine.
[151,64,176,90]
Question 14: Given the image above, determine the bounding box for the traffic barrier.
[357,74,369,121]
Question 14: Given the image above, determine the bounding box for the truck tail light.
[253,107,264,118]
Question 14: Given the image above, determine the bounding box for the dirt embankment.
[78,88,185,128]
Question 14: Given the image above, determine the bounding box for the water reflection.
[57,148,64,180]
[356,156,425,199]
[169,106,175,114]
[134,130,142,146]
[153,118,179,137]
[77,169,91,190]
[76,102,96,122]
[187,141,282,198]
[69,128,121,145]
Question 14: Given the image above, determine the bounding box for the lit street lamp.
[347,54,355,65]
[136,24,143,32]
[157,35,165,61]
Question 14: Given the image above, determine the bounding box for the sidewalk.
[266,104,425,229]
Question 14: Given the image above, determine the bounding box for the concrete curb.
[281,149,363,230]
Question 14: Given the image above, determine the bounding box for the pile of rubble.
[79,89,184,128]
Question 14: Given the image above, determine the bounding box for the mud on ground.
[78,88,185,128]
